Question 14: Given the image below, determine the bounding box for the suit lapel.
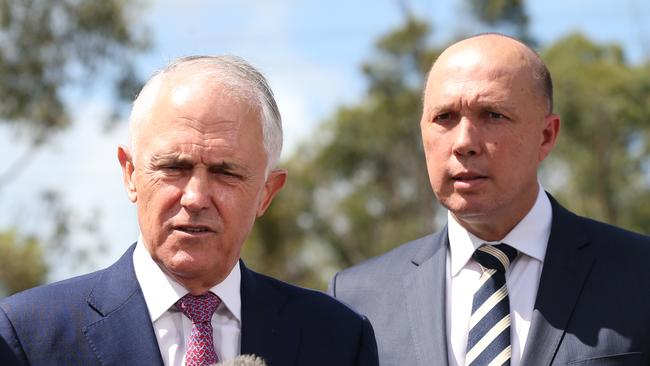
[520,195,595,366]
[240,261,299,366]
[83,245,164,365]
[404,228,450,366]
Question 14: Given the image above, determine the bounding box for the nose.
[180,171,211,212]
[452,117,482,157]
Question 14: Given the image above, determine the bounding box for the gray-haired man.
[1,56,378,366]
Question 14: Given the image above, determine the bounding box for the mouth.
[173,225,215,234]
[451,171,488,188]
[452,172,487,181]
[451,174,487,181]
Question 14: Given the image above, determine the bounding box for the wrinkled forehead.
[133,75,258,146]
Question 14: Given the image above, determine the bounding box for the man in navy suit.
[0,56,378,366]
[330,34,650,365]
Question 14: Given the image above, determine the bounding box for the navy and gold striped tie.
[465,244,519,366]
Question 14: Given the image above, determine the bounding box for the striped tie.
[465,244,518,366]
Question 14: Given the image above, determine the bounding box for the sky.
[1,0,649,281]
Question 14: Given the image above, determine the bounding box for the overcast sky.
[1,0,648,281]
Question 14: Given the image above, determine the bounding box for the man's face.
[420,40,558,237]
[119,72,285,291]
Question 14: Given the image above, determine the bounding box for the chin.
[442,196,493,219]
[164,256,204,274]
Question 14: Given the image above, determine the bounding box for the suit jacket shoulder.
[331,231,444,291]
[579,211,650,250]
[1,262,110,365]
[0,245,161,366]
[521,196,650,365]
[240,265,378,366]
[329,230,449,366]
[544,196,650,285]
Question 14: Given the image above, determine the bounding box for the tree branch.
[0,142,42,191]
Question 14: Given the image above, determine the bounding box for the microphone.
[215,355,267,366]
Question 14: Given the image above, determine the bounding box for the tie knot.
[472,243,518,272]
[175,292,221,323]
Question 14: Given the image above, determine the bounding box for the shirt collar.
[448,184,552,276]
[133,234,242,323]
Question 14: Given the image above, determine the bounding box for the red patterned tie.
[175,292,221,366]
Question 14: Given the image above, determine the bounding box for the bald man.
[330,34,650,366]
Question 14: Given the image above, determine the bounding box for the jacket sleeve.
[355,316,379,366]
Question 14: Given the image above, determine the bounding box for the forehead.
[425,46,539,108]
[136,74,263,153]
[163,68,256,116]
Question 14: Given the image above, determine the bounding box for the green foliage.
[244,19,442,288]
[466,0,533,45]
[542,33,650,233]
[468,0,528,26]
[0,0,147,295]
[0,0,148,143]
[0,229,47,296]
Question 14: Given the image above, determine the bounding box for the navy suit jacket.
[330,195,650,365]
[0,245,378,366]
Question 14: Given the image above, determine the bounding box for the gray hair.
[128,55,283,170]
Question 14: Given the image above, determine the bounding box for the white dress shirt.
[133,236,242,365]
[445,185,552,366]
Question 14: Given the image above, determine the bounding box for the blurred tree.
[467,0,533,44]
[0,0,148,187]
[0,0,148,295]
[542,33,650,233]
[244,18,441,288]
[0,230,46,297]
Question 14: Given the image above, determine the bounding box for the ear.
[117,145,138,203]
[256,169,288,217]
[538,113,560,163]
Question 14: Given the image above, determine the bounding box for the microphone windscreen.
[215,354,267,366]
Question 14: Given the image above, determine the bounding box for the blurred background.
[1,0,648,296]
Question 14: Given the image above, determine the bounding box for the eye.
[221,171,241,178]
[210,168,243,180]
[433,112,452,123]
[161,165,185,172]
[157,163,192,176]
[488,111,508,120]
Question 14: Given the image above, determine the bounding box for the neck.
[452,215,517,242]
[163,267,232,296]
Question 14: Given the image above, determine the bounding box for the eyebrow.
[427,103,453,112]
[429,98,514,113]
[149,153,187,166]
[150,153,249,173]
[207,161,247,173]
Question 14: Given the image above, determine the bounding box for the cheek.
[422,129,437,154]
[214,184,262,217]
[137,180,182,223]
[423,134,448,166]
[213,189,262,245]
[422,148,448,194]
[491,137,536,180]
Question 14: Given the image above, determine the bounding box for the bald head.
[427,34,553,114]
[419,33,561,240]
